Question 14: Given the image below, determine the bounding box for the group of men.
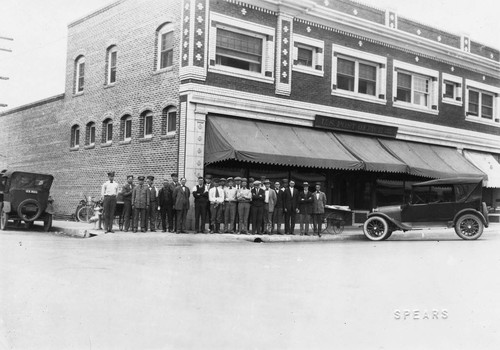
[100,172,328,236]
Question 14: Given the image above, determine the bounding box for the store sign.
[314,115,398,138]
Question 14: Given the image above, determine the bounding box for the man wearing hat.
[120,175,135,232]
[247,177,255,232]
[223,177,237,233]
[132,176,150,232]
[236,178,251,234]
[158,178,174,232]
[146,176,158,232]
[173,177,190,233]
[169,173,180,232]
[208,178,225,233]
[312,182,327,237]
[251,180,265,235]
[283,179,299,234]
[298,182,314,235]
[192,176,209,233]
[263,179,276,234]
[101,171,120,233]
[273,181,284,234]
[204,174,214,232]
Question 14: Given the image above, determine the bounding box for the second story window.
[75,56,85,93]
[465,79,499,126]
[107,46,117,84]
[156,23,174,70]
[396,72,430,106]
[121,114,132,141]
[162,106,177,136]
[86,122,96,146]
[337,58,377,96]
[292,35,324,77]
[216,28,263,72]
[141,111,154,138]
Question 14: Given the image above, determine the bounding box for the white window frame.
[465,79,500,127]
[87,122,96,146]
[331,45,387,105]
[75,56,85,94]
[107,47,117,85]
[441,73,462,106]
[71,125,80,148]
[144,112,153,138]
[292,34,324,77]
[123,115,132,141]
[393,60,439,115]
[157,23,174,71]
[104,119,113,144]
[209,13,274,84]
[165,107,177,135]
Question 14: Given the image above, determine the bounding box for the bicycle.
[76,195,102,222]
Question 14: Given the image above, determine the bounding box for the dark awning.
[205,116,363,170]
[379,139,486,179]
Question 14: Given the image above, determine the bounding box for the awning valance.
[463,150,500,188]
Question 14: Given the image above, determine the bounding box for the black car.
[0,171,54,231]
[363,177,489,241]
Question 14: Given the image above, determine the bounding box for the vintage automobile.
[363,177,489,241]
[0,170,55,231]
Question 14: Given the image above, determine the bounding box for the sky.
[0,0,498,111]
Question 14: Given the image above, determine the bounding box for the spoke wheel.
[363,216,390,241]
[455,214,483,240]
[0,211,8,230]
[77,206,94,223]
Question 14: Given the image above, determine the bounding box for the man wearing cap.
[298,182,314,235]
[209,178,225,233]
[283,179,299,235]
[312,182,327,237]
[101,172,120,233]
[233,176,242,232]
[132,176,150,232]
[273,181,284,234]
[237,178,251,234]
[251,180,265,235]
[173,177,190,233]
[158,178,174,232]
[223,177,237,233]
[146,176,158,232]
[264,180,277,234]
[247,177,255,232]
[120,175,135,232]
[204,174,214,232]
[169,173,180,232]
[192,176,209,233]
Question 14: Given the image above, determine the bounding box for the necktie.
[229,186,232,189]
[216,188,219,197]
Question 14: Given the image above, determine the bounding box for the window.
[292,34,324,77]
[208,13,274,83]
[331,46,387,104]
[441,73,463,106]
[86,122,96,146]
[106,46,117,84]
[70,125,80,148]
[392,61,439,114]
[121,114,132,141]
[162,107,177,135]
[156,23,174,70]
[465,79,500,125]
[75,56,85,93]
[141,111,153,138]
[102,119,113,143]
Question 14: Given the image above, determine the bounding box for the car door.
[401,186,430,223]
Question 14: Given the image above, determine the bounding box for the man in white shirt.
[208,178,225,233]
[101,171,120,233]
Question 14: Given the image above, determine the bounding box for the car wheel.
[43,214,53,232]
[0,211,8,230]
[363,216,390,241]
[454,214,484,240]
[382,230,393,240]
[17,199,42,222]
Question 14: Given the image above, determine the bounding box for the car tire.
[17,199,42,222]
[363,216,391,241]
[454,214,484,240]
[0,210,8,230]
[43,214,53,232]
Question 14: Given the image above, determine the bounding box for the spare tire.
[17,199,42,222]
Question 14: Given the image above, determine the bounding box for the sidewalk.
[50,220,366,242]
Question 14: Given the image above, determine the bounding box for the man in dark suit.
[251,180,265,235]
[173,177,190,233]
[192,176,209,233]
[312,182,327,237]
[283,179,299,234]
[169,173,180,232]
[158,178,174,232]
[131,176,150,232]
[146,175,157,232]
[272,181,284,234]
[298,181,314,235]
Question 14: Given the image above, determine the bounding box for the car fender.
[367,212,405,230]
[453,208,488,228]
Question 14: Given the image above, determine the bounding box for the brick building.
[1,0,499,224]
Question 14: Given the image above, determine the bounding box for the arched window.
[156,23,174,70]
[70,125,80,148]
[140,110,154,138]
[102,118,113,143]
[75,56,85,93]
[106,46,118,84]
[162,106,177,135]
[86,121,96,146]
[120,114,132,141]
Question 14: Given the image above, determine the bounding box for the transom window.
[70,125,80,148]
[337,57,377,96]
[107,46,117,84]
[75,56,85,93]
[216,28,263,73]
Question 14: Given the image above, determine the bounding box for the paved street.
[1,224,500,350]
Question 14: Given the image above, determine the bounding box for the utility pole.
[0,36,13,108]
